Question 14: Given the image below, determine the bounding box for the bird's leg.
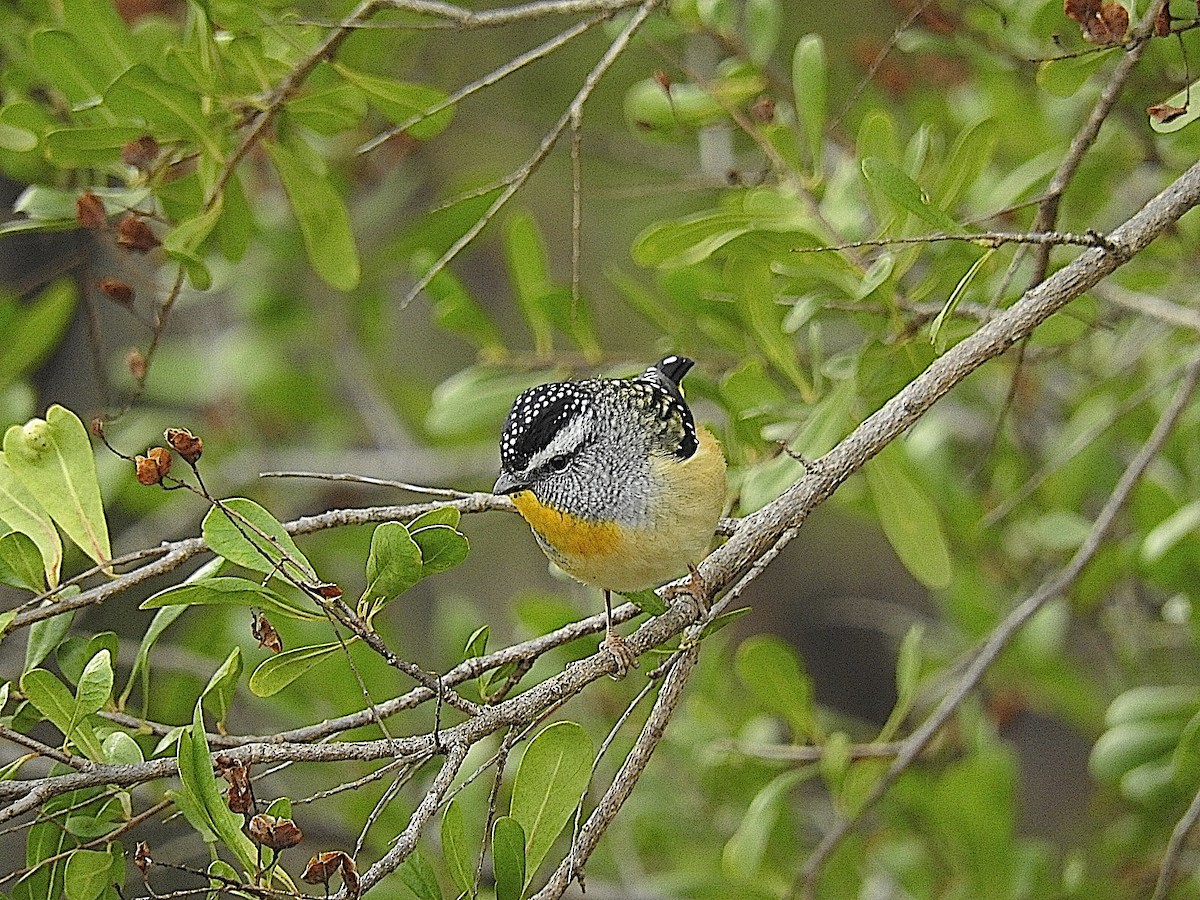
[663,564,709,614]
[600,589,637,679]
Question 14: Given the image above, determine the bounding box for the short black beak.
[493,470,526,495]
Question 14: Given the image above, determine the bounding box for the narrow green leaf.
[929,248,994,352]
[0,453,63,587]
[178,702,259,872]
[463,624,489,660]
[248,641,343,697]
[105,64,224,158]
[286,77,367,135]
[1036,50,1113,98]
[63,0,135,73]
[27,29,112,109]
[505,211,554,355]
[441,799,473,894]
[20,669,105,760]
[861,157,959,231]
[363,521,422,603]
[119,604,186,709]
[0,123,36,153]
[744,0,781,64]
[492,816,526,900]
[412,524,469,576]
[44,125,147,166]
[163,198,223,290]
[25,609,75,673]
[141,576,321,620]
[0,278,76,398]
[854,254,893,300]
[398,848,444,900]
[792,34,826,174]
[864,446,953,590]
[265,139,360,290]
[3,405,111,568]
[511,721,594,882]
[722,768,812,880]
[336,66,454,139]
[58,632,117,687]
[415,263,506,353]
[620,588,665,616]
[63,848,112,900]
[878,624,924,742]
[199,647,241,731]
[1141,499,1200,563]
[201,498,314,583]
[735,635,820,741]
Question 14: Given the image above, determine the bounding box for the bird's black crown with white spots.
[499,356,700,478]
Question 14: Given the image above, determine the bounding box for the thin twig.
[1153,776,1200,900]
[259,471,473,499]
[792,229,1115,253]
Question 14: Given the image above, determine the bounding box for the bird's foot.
[601,629,638,680]
[662,564,709,614]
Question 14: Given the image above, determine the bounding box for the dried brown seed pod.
[116,214,161,251]
[76,192,107,230]
[164,427,203,464]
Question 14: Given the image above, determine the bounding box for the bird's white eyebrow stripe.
[526,411,590,472]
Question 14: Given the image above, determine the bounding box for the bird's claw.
[601,629,638,680]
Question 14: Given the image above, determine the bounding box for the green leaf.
[505,211,555,355]
[399,848,444,900]
[200,647,241,731]
[163,199,223,290]
[63,0,135,73]
[72,650,114,729]
[413,262,506,353]
[55,632,114,687]
[511,721,594,882]
[441,798,473,894]
[463,624,489,660]
[864,446,953,589]
[105,64,224,158]
[248,641,343,697]
[177,702,259,871]
[286,74,367,135]
[0,287,60,379]
[861,157,959,231]
[63,848,113,900]
[1141,499,1200,563]
[735,635,820,741]
[1149,78,1200,134]
[698,606,752,639]
[25,609,75,673]
[412,524,469,576]
[102,731,144,766]
[0,531,47,592]
[363,521,422,604]
[0,453,63,587]
[265,139,360,291]
[336,66,454,139]
[409,507,462,530]
[491,816,526,900]
[792,34,826,174]
[722,768,813,880]
[43,125,148,166]
[119,604,186,710]
[20,668,105,760]
[929,248,994,353]
[744,0,780,65]
[27,29,112,109]
[141,576,321,620]
[878,624,924,742]
[620,588,665,616]
[201,498,314,583]
[3,405,111,568]
[0,122,37,153]
[1036,50,1113,98]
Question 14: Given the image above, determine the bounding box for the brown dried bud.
[252,611,283,653]
[121,135,160,170]
[90,417,106,438]
[248,813,304,850]
[341,854,360,896]
[99,277,135,306]
[750,95,776,124]
[217,756,253,815]
[134,841,151,874]
[116,214,161,252]
[652,69,672,92]
[76,192,107,230]
[126,349,148,382]
[148,446,172,476]
[315,582,343,599]
[165,427,203,464]
[135,454,161,486]
[302,851,345,885]
[1148,102,1188,124]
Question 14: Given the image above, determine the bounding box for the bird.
[493,355,727,676]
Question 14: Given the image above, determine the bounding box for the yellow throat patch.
[510,491,622,558]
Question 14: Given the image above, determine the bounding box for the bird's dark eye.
[549,454,570,473]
